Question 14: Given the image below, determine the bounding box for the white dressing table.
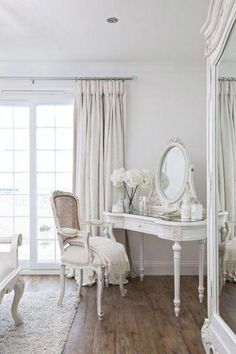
[104,211,206,317]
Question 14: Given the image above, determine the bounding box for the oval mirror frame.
[155,141,189,205]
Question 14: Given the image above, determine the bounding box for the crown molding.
[201,0,235,57]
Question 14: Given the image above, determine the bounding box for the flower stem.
[123,182,131,200]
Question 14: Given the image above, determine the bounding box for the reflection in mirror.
[160,146,186,200]
[218,20,236,334]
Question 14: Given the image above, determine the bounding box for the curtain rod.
[0,76,136,83]
[219,77,236,81]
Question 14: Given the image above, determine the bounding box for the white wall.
[125,64,207,274]
[0,61,207,274]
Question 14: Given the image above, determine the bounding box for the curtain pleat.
[218,81,236,223]
[73,80,126,223]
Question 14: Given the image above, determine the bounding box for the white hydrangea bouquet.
[110,168,153,213]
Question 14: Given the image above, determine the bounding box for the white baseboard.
[21,261,207,276]
[134,260,207,275]
[21,269,60,275]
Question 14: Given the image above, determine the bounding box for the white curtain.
[218,80,236,223]
[73,80,126,222]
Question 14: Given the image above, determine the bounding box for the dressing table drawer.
[124,219,157,235]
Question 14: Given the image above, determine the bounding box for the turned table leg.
[12,276,25,326]
[97,266,104,320]
[139,234,144,281]
[198,239,205,303]
[172,241,182,317]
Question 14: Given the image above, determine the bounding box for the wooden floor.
[24,275,206,354]
[220,281,236,334]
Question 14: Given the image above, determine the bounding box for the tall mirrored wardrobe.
[218,21,236,335]
[202,1,236,353]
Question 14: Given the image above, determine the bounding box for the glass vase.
[128,199,134,214]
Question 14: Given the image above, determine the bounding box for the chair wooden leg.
[12,277,25,326]
[58,264,65,306]
[119,275,127,297]
[66,268,75,279]
[97,266,104,320]
[77,269,83,297]
[105,267,109,287]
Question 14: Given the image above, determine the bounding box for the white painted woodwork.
[139,234,144,281]
[172,241,182,317]
[96,266,105,320]
[198,239,206,304]
[103,212,207,317]
[202,1,236,353]
[51,191,129,319]
[0,234,25,326]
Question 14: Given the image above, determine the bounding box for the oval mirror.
[156,142,188,204]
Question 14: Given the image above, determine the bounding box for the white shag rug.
[0,291,79,354]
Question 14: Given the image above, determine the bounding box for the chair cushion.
[61,242,103,266]
[0,253,15,283]
[61,236,130,282]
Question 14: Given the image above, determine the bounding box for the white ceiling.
[0,0,210,63]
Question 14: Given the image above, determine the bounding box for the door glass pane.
[0,152,13,172]
[55,105,73,127]
[0,105,30,262]
[0,196,13,216]
[14,173,29,194]
[13,107,30,128]
[56,173,72,191]
[14,195,29,216]
[37,128,55,150]
[37,173,55,195]
[56,151,72,172]
[35,104,73,265]
[37,151,55,172]
[0,217,14,234]
[14,129,29,150]
[14,151,29,172]
[38,240,55,262]
[37,196,53,218]
[0,173,13,194]
[38,218,55,240]
[36,106,55,127]
[0,129,13,150]
[0,107,13,127]
[15,217,29,236]
[56,128,73,149]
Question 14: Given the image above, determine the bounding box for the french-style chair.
[50,190,129,319]
[0,234,25,326]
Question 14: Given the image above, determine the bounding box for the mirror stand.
[188,164,198,202]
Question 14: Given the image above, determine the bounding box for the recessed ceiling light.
[107,17,118,24]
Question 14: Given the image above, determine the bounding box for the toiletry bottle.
[181,185,191,221]
[181,198,191,221]
[139,196,143,214]
[191,198,203,221]
[143,196,147,215]
[124,198,129,213]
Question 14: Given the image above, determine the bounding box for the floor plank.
[22,275,206,354]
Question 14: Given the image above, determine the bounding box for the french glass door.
[0,101,74,270]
